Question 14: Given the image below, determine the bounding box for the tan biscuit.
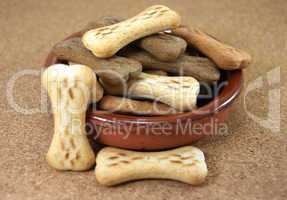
[100,73,199,111]
[82,5,181,58]
[144,70,168,76]
[125,50,220,82]
[42,64,99,171]
[172,25,252,70]
[138,33,187,62]
[99,95,177,115]
[52,37,142,85]
[82,17,185,62]
[95,146,208,186]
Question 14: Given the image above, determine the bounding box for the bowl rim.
[44,32,243,124]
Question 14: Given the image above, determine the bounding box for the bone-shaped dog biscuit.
[79,16,122,35]
[52,37,142,85]
[42,64,99,171]
[81,17,186,62]
[125,50,220,82]
[127,73,199,111]
[95,146,208,186]
[82,5,181,58]
[101,73,199,111]
[172,25,252,70]
[99,95,177,115]
[138,33,187,62]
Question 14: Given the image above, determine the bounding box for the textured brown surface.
[0,0,286,199]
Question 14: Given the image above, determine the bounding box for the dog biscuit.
[82,5,181,58]
[95,146,208,186]
[138,33,187,62]
[52,37,142,85]
[79,16,121,35]
[42,64,99,170]
[144,70,168,76]
[172,25,252,70]
[100,72,200,111]
[125,50,220,82]
[81,17,186,62]
[99,95,177,115]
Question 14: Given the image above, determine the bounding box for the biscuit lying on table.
[95,146,208,186]
[100,72,199,111]
[82,5,181,58]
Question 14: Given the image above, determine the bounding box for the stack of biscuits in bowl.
[42,5,251,186]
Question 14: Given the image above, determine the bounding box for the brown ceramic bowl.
[45,32,243,150]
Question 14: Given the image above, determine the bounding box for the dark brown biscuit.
[79,16,122,35]
[144,70,168,76]
[124,50,220,82]
[52,37,142,85]
[99,78,124,96]
[137,33,187,62]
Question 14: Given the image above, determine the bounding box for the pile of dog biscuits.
[42,5,251,186]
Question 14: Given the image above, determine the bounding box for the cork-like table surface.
[0,0,286,199]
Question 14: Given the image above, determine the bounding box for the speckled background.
[0,0,286,199]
